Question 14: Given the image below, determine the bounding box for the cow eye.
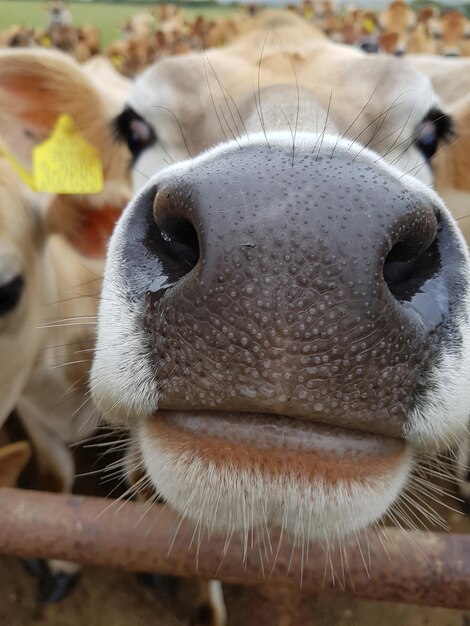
[432,31,442,39]
[0,275,24,317]
[114,107,156,162]
[415,108,453,160]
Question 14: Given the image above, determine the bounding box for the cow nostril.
[383,236,440,303]
[152,186,200,278]
[157,215,200,271]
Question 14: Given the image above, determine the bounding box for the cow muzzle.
[93,134,470,540]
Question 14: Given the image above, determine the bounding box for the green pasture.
[0,1,238,47]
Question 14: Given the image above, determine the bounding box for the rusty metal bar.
[0,488,467,610]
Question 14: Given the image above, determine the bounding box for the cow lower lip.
[150,410,406,463]
[142,410,413,539]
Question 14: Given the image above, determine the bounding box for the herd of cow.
[0,2,470,625]
[1,0,470,77]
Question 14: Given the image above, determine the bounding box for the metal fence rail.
[0,487,468,613]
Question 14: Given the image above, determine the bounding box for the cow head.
[378,0,417,55]
[427,11,470,57]
[91,41,470,544]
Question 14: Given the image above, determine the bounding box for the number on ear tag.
[33,114,103,194]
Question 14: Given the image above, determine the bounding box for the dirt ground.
[0,553,469,626]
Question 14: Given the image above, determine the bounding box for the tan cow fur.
[405,55,470,233]
[408,54,470,104]
[433,94,470,243]
[129,11,439,190]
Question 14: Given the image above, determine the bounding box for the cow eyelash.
[415,108,454,161]
[113,108,157,163]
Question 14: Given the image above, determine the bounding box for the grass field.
[0,1,237,47]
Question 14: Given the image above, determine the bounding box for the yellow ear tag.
[111,53,123,67]
[33,114,103,194]
[363,17,376,33]
[0,114,103,194]
[40,35,52,47]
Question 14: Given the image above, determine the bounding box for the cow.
[122,11,155,40]
[339,8,379,49]
[46,1,72,30]
[91,11,470,624]
[426,10,470,57]
[378,0,417,55]
[0,24,41,48]
[404,8,439,55]
[75,25,101,62]
[0,47,131,599]
[377,6,439,55]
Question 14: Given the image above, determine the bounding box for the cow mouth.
[146,411,408,482]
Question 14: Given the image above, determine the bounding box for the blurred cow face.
[428,12,470,57]
[378,0,417,55]
[0,48,131,427]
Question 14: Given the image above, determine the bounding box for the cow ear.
[0,49,129,259]
[418,7,436,23]
[379,32,399,52]
[0,48,110,172]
